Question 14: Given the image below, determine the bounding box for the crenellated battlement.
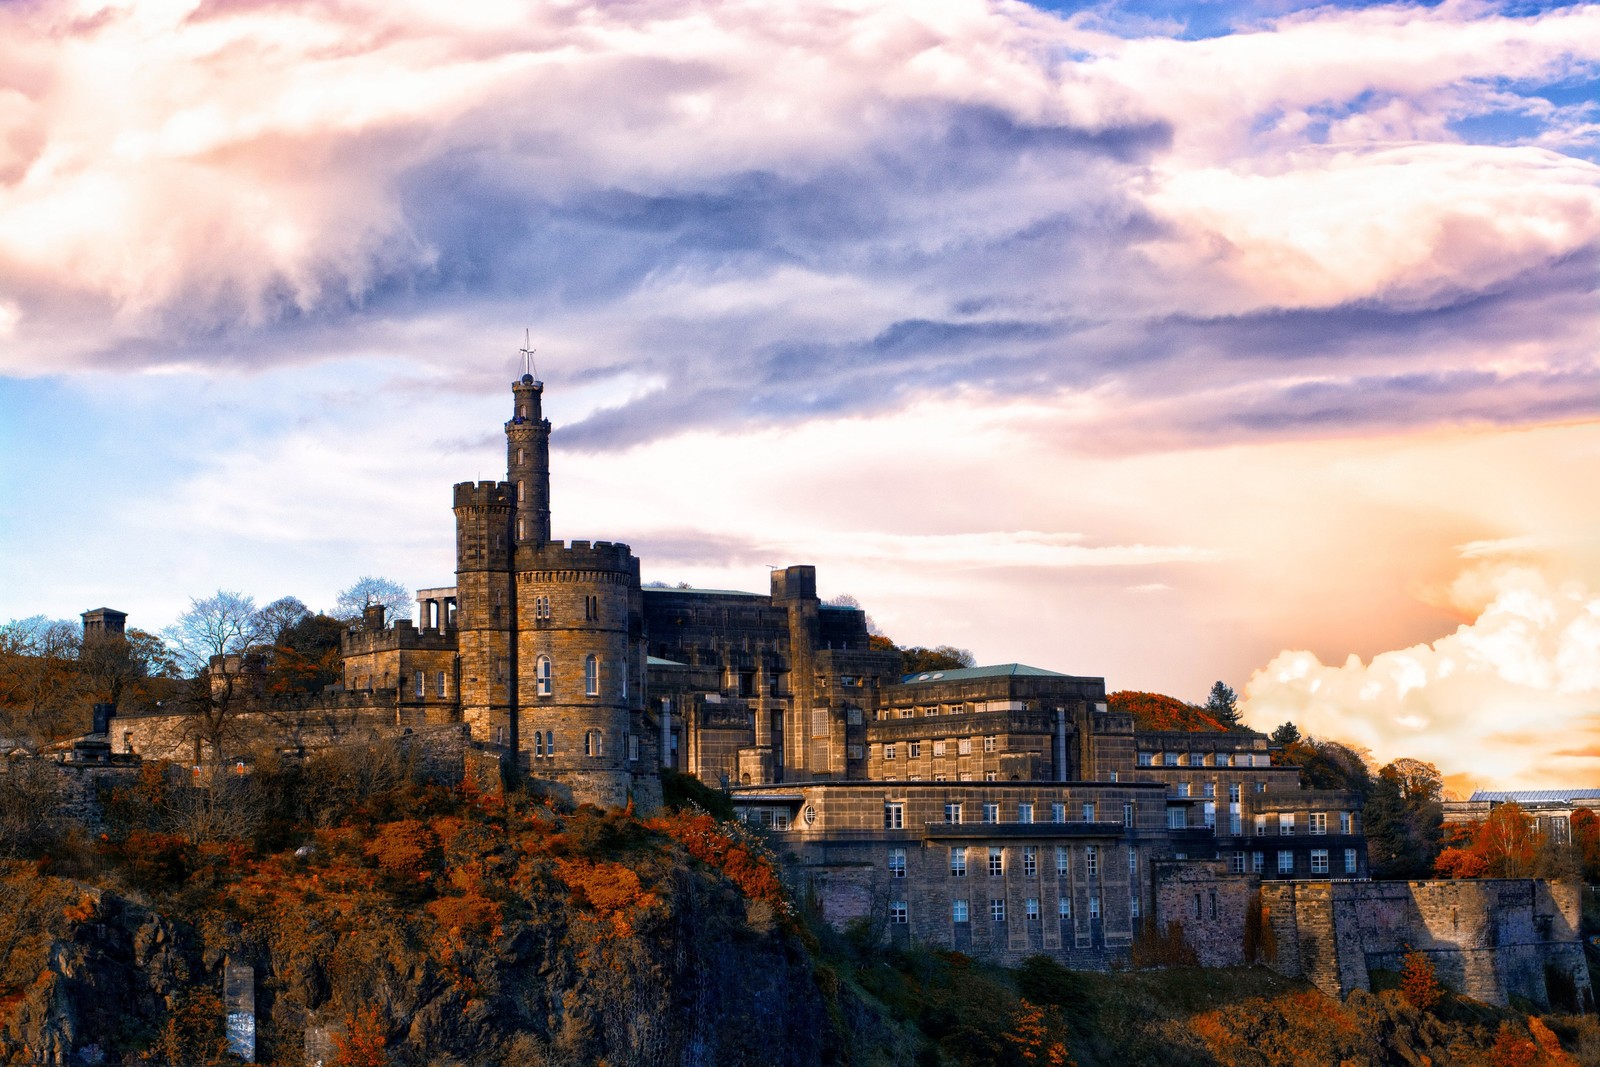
[453,481,512,508]
[518,539,640,580]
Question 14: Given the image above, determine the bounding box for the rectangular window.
[1252,851,1265,873]
[1089,895,1100,920]
[1138,752,1153,766]
[1311,849,1329,875]
[889,901,908,924]
[984,771,997,782]
[1203,801,1216,828]
[1085,846,1098,878]
[884,803,904,829]
[888,847,907,878]
[1203,782,1216,798]
[950,847,967,877]
[1340,812,1352,835]
[1128,848,1137,877]
[1230,851,1246,874]
[983,735,997,752]
[1056,846,1069,876]
[1058,896,1071,919]
[884,744,896,761]
[944,802,962,824]
[1052,803,1066,824]
[1025,898,1040,921]
[1344,848,1358,874]
[1168,807,1186,829]
[628,733,639,761]
[982,802,999,824]
[1131,894,1140,919]
[1278,851,1294,873]
[933,740,947,756]
[413,670,424,698]
[958,739,972,755]
[1083,802,1096,822]
[436,671,447,698]
[991,898,1006,922]
[1018,803,1034,824]
[1279,813,1295,835]
[1228,783,1242,802]
[988,847,1004,877]
[1023,846,1037,877]
[1175,782,1191,797]
[1309,812,1327,835]
[1163,753,1179,766]
[952,899,969,923]
[1255,814,1268,836]
[909,741,921,758]
[1123,802,1135,828]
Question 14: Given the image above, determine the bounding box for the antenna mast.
[519,329,539,381]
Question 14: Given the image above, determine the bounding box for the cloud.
[1243,560,1600,787]
[0,0,1595,453]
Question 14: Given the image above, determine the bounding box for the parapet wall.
[453,480,512,508]
[517,539,639,579]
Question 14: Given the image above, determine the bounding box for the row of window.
[523,729,643,761]
[887,844,1130,880]
[1250,812,1354,836]
[882,801,1133,827]
[1227,849,1359,875]
[890,895,1119,925]
[1138,751,1271,768]
[532,654,626,698]
[409,671,449,698]
[881,737,1000,760]
[527,595,602,621]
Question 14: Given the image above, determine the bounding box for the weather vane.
[520,329,538,380]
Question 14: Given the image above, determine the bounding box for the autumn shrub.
[554,857,659,938]
[648,811,791,922]
[143,989,230,1065]
[330,1006,389,1067]
[1400,949,1443,1012]
[1005,998,1075,1066]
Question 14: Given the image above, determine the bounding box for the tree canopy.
[334,577,412,623]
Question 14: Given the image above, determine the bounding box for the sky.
[0,0,1597,791]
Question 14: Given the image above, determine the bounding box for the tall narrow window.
[537,656,552,697]
[622,657,628,700]
[414,670,424,699]
[545,730,554,755]
[436,671,446,698]
[518,518,525,540]
[535,732,544,757]
[585,655,599,696]
[518,480,526,502]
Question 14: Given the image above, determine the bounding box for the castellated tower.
[453,480,516,747]
[454,374,657,812]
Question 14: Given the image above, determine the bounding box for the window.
[1025,898,1040,921]
[888,847,906,878]
[628,733,639,761]
[909,741,921,758]
[991,899,1006,922]
[413,670,424,698]
[1138,752,1153,766]
[583,594,598,620]
[544,730,554,755]
[944,802,962,824]
[1023,846,1037,877]
[1309,812,1327,836]
[988,847,1004,876]
[621,657,628,699]
[436,671,447,698]
[1340,812,1352,835]
[517,518,525,540]
[950,847,967,877]
[1088,895,1100,920]
[518,480,526,502]
[884,803,904,829]
[584,730,602,757]
[535,732,545,757]
[884,744,897,761]
[1228,783,1241,802]
[1209,890,1218,919]
[1083,802,1096,822]
[1256,782,1268,793]
[585,655,599,696]
[984,771,997,782]
[1128,848,1137,877]
[952,899,970,923]
[1252,851,1264,874]
[1018,803,1034,824]
[1085,846,1098,877]
[1131,894,1140,919]
[958,739,972,755]
[1203,782,1216,797]
[1230,851,1245,873]
[1168,807,1186,829]
[1344,848,1358,874]
[1278,851,1294,874]
[1255,814,1267,836]
[983,736,997,752]
[983,802,999,824]
[537,656,552,697]
[933,740,947,757]
[1175,783,1191,797]
[1163,753,1179,766]
[1058,896,1071,919]
[1279,813,1295,835]
[1056,846,1069,876]
[1193,893,1202,919]
[1123,802,1135,828]
[1311,849,1329,875]
[1052,803,1066,824]
[889,901,908,924]
[1203,801,1216,828]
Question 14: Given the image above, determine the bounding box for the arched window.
[536,656,552,697]
[517,517,525,540]
[518,480,526,502]
[585,655,599,696]
[545,730,554,755]
[621,657,628,700]
[534,731,544,757]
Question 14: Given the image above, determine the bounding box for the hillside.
[1108,690,1233,733]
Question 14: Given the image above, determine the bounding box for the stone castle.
[86,374,1592,1004]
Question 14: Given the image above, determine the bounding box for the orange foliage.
[555,858,658,938]
[1434,802,1542,879]
[1528,1017,1579,1067]
[331,1006,389,1067]
[1400,949,1442,1012]
[1491,1023,1542,1067]
[1004,999,1074,1066]
[363,820,440,881]
[1107,691,1229,732]
[647,811,790,921]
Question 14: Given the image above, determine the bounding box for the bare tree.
[333,576,411,623]
[0,616,85,747]
[162,592,268,765]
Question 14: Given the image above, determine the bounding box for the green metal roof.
[899,663,1069,685]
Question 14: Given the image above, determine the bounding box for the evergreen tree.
[1204,680,1241,728]
[1270,721,1301,746]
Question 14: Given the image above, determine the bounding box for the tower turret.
[507,375,552,546]
[454,480,516,746]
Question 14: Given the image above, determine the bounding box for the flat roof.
[642,586,766,598]
[1468,789,1600,803]
[900,663,1072,685]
